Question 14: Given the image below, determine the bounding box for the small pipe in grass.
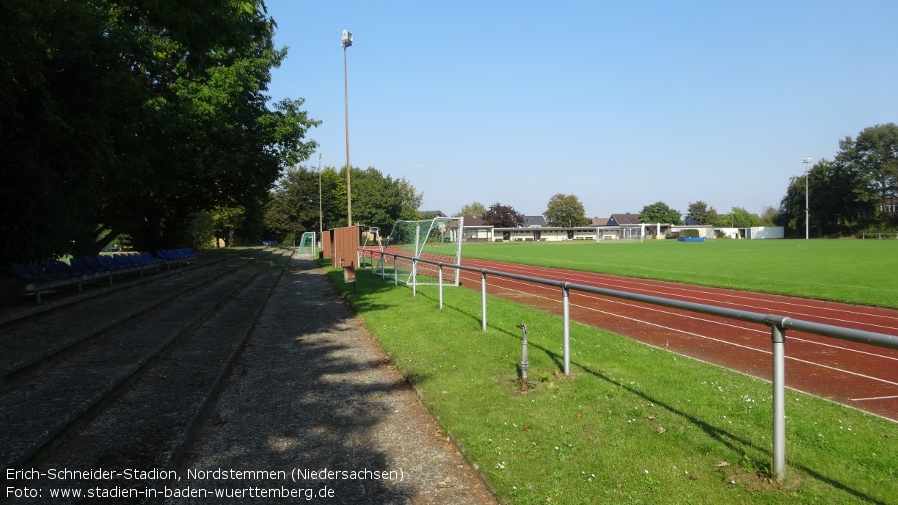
[517,322,529,389]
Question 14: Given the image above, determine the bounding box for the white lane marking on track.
[485,275,898,363]
[475,276,898,388]
[850,395,898,401]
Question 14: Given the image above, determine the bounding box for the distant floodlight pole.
[342,29,353,226]
[317,153,324,237]
[802,157,812,240]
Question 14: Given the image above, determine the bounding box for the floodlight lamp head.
[342,30,353,48]
[802,157,812,163]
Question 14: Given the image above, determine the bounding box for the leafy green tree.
[780,158,877,236]
[482,203,525,228]
[544,194,589,227]
[729,207,762,228]
[351,167,423,231]
[458,202,487,216]
[184,212,217,249]
[0,0,319,264]
[684,201,719,225]
[778,124,898,237]
[638,202,683,225]
[265,165,422,242]
[212,206,246,248]
[264,166,339,243]
[759,206,778,226]
[840,123,898,210]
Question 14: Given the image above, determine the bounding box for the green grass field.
[329,268,898,504]
[459,239,898,308]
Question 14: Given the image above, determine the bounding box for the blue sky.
[263,0,898,219]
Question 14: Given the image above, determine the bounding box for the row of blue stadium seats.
[9,249,199,303]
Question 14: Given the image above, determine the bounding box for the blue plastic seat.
[69,258,94,274]
[42,260,77,279]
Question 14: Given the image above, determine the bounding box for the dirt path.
[167,258,499,504]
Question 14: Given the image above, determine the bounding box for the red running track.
[387,253,898,422]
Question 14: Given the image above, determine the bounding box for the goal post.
[380,216,463,286]
[297,232,317,256]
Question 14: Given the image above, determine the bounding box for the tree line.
[779,123,898,237]
[454,196,774,230]
[1,0,319,264]
[263,165,422,244]
[454,124,897,236]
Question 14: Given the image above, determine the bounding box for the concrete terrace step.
[0,248,294,473]
[8,253,291,503]
[0,256,250,392]
[0,255,229,327]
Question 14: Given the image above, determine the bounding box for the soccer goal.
[379,216,463,286]
[297,232,317,256]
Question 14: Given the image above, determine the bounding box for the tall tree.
[544,194,589,227]
[264,165,422,243]
[684,201,719,225]
[839,123,898,210]
[457,202,487,216]
[759,206,778,226]
[638,202,683,225]
[722,207,762,228]
[779,124,898,237]
[0,0,319,264]
[212,206,246,248]
[351,167,423,231]
[482,203,525,228]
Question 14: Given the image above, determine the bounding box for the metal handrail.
[357,247,898,480]
[358,248,898,350]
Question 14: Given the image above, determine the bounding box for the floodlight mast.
[317,153,324,237]
[802,157,812,240]
[342,30,353,227]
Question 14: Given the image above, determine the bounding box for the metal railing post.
[518,322,529,383]
[481,271,488,331]
[438,264,444,309]
[412,258,418,296]
[380,251,385,279]
[563,285,571,375]
[770,320,787,482]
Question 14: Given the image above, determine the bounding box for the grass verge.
[329,267,897,505]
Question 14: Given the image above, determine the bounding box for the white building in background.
[716,227,784,239]
[456,211,785,242]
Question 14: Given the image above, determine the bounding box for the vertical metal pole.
[771,323,787,481]
[455,217,464,286]
[562,286,571,375]
[481,272,487,331]
[412,258,418,296]
[518,323,529,383]
[415,223,422,257]
[343,43,352,226]
[380,251,385,279]
[438,265,444,309]
[318,153,323,237]
[394,256,398,286]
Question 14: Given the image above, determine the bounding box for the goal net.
[297,232,317,256]
[375,217,463,286]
